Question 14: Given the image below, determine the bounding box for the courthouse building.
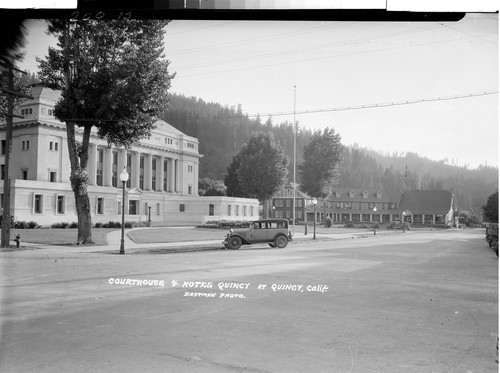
[0,84,259,226]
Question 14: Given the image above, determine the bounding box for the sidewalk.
[71,226,405,254]
[10,226,412,255]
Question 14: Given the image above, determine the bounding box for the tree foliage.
[299,128,343,199]
[37,19,173,244]
[198,177,226,196]
[482,192,498,223]
[224,155,247,198]
[237,132,288,203]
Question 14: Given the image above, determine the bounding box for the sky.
[19,12,498,169]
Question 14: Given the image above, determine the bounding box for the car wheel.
[228,236,242,249]
[275,235,288,248]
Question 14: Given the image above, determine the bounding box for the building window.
[57,195,65,214]
[49,141,53,150]
[96,149,103,186]
[250,206,254,216]
[117,201,122,214]
[1,165,4,180]
[1,140,5,155]
[97,197,104,214]
[156,203,160,215]
[49,171,57,182]
[139,155,144,189]
[243,205,247,216]
[34,194,43,214]
[187,164,193,172]
[163,160,168,191]
[22,169,28,180]
[22,140,30,151]
[209,204,214,216]
[236,205,239,216]
[227,205,231,216]
[188,185,192,195]
[165,137,173,145]
[151,158,157,191]
[129,200,138,215]
[363,191,368,198]
[112,151,118,188]
[349,191,355,198]
[180,204,185,212]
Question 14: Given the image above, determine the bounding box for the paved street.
[0,229,497,372]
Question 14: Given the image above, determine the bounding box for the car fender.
[273,233,289,242]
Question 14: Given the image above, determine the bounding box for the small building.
[272,182,315,223]
[0,84,259,226]
[398,190,455,226]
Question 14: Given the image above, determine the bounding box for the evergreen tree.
[482,192,498,222]
[236,132,288,217]
[300,128,343,199]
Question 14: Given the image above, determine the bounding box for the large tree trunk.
[66,122,94,245]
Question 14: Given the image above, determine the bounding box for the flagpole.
[293,85,296,234]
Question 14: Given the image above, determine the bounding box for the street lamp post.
[119,167,129,254]
[313,198,317,240]
[373,206,377,235]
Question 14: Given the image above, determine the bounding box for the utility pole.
[0,61,32,247]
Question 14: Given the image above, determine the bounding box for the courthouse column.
[87,143,97,185]
[103,148,113,187]
[144,154,152,191]
[158,156,164,191]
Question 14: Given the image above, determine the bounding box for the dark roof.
[399,190,453,214]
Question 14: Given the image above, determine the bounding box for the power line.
[173,24,442,70]
[26,90,497,123]
[175,31,486,78]
[165,90,498,121]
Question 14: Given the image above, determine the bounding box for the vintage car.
[223,219,293,249]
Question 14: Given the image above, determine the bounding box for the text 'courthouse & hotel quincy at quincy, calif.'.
[0,83,259,226]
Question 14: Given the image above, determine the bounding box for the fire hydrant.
[14,234,20,248]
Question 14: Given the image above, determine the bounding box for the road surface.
[0,229,497,372]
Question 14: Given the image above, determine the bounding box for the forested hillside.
[163,93,498,214]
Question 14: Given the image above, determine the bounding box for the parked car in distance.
[387,221,410,230]
[223,219,293,249]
